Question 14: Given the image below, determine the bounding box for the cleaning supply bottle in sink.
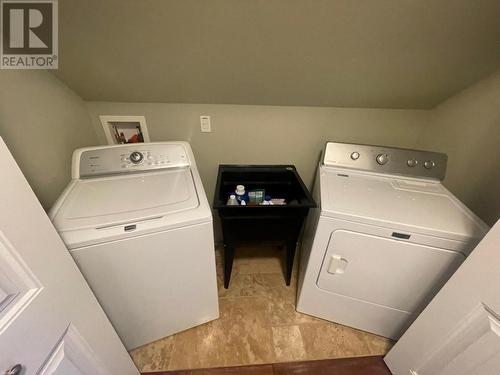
[261,195,273,205]
[235,185,249,204]
[227,194,239,206]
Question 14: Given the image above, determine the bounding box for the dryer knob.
[376,153,389,165]
[407,159,418,167]
[424,160,435,169]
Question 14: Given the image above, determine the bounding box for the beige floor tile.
[167,322,222,370]
[259,272,297,290]
[216,246,294,296]
[271,325,306,362]
[258,273,323,327]
[129,335,174,372]
[299,322,372,360]
[232,245,284,274]
[263,288,325,326]
[215,245,299,290]
[364,333,394,355]
[168,297,276,370]
[218,273,267,298]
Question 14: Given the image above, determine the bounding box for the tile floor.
[130,244,393,372]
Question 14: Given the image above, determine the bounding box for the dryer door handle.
[327,255,349,275]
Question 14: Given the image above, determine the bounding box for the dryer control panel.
[323,142,447,180]
[75,142,191,178]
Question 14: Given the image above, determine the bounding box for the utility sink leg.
[224,244,235,289]
[285,240,297,286]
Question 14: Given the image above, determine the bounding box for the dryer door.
[316,229,464,314]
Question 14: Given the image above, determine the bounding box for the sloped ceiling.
[54,0,500,109]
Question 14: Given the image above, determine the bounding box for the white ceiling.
[54,0,500,109]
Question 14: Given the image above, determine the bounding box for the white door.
[0,138,139,375]
[384,221,500,375]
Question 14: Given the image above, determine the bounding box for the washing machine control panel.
[77,143,190,178]
[323,142,447,180]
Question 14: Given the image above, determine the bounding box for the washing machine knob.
[424,160,435,169]
[130,151,144,164]
[350,152,360,160]
[376,153,389,165]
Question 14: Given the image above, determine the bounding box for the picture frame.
[99,115,151,145]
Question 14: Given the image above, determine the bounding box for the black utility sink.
[213,165,316,288]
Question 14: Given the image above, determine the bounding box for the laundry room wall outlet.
[200,115,212,132]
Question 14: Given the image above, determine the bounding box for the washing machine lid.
[52,167,200,234]
[319,167,488,242]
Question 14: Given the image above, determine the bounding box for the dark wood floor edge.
[141,355,390,374]
[271,355,386,368]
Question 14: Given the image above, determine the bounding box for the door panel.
[0,231,42,328]
[0,138,138,375]
[39,325,111,375]
[414,303,500,375]
[317,229,464,312]
[0,227,64,372]
[384,222,499,375]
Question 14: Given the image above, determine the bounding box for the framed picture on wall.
[99,115,151,145]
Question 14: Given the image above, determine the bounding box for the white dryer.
[297,142,488,339]
[50,142,219,349]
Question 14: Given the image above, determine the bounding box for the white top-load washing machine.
[297,142,488,339]
[50,142,219,349]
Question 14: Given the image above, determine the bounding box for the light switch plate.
[200,115,211,132]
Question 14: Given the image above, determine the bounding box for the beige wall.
[0,71,98,209]
[86,102,429,205]
[417,70,500,226]
[2,70,496,227]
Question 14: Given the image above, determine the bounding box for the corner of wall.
[417,68,500,225]
[0,70,101,210]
